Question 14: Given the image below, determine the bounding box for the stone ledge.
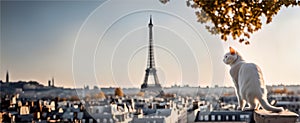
[254,110,299,123]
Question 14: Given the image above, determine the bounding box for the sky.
[1,0,300,88]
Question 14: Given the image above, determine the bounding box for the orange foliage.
[115,87,124,97]
[93,91,106,99]
[136,92,145,97]
[161,0,300,44]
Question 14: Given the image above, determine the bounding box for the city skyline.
[1,0,300,88]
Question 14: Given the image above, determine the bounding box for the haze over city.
[1,0,300,88]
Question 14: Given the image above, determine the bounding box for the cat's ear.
[229,47,236,55]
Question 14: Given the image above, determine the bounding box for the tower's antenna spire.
[6,70,9,83]
[149,15,152,25]
[52,77,54,87]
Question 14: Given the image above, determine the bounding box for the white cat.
[223,47,284,112]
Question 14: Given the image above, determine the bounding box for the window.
[225,115,229,120]
[200,115,203,121]
[204,115,209,121]
[211,115,215,121]
[240,115,245,119]
[217,115,221,121]
[245,115,249,119]
[232,115,236,121]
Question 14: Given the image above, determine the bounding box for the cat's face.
[223,47,238,65]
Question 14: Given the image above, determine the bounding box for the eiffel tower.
[141,16,163,95]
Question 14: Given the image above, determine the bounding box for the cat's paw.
[236,106,242,110]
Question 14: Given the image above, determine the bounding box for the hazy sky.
[1,0,300,88]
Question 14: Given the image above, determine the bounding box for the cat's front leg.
[236,98,244,110]
[234,84,243,110]
[240,100,246,111]
[236,94,244,110]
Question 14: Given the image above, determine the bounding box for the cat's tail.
[258,97,284,112]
